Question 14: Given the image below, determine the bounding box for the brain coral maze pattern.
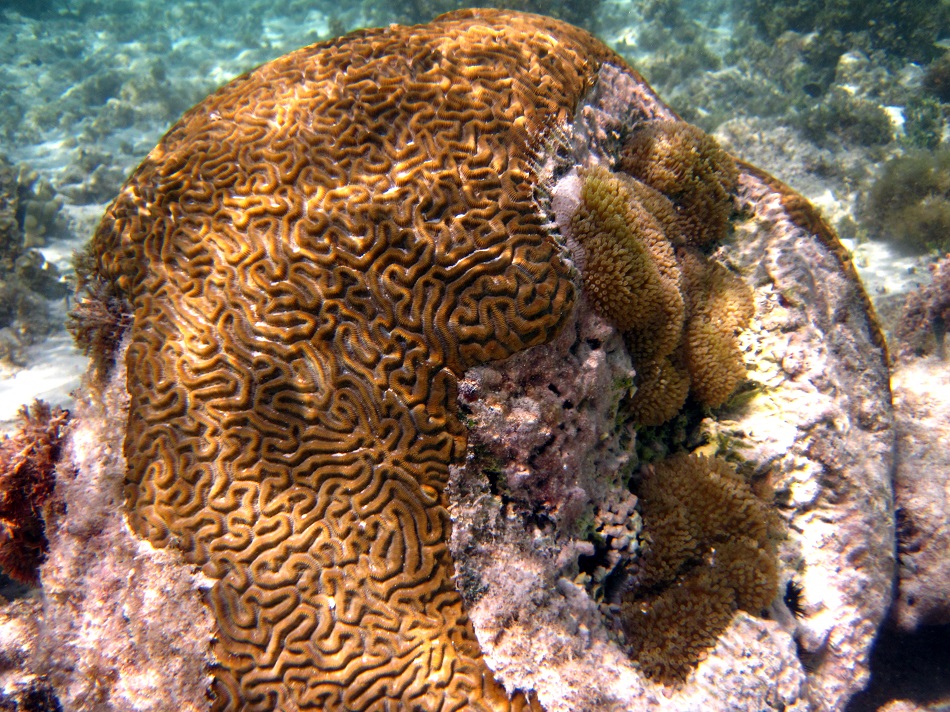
[88,9,620,712]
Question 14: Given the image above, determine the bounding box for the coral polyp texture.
[567,146,752,424]
[623,453,780,683]
[620,120,738,247]
[570,165,684,352]
[48,8,896,712]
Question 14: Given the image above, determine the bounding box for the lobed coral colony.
[39,7,883,711]
[623,453,780,682]
[567,120,753,426]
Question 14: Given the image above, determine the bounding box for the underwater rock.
[861,150,950,255]
[35,345,214,712]
[14,166,68,250]
[0,156,69,370]
[893,256,950,360]
[891,359,950,630]
[3,9,894,712]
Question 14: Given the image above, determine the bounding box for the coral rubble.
[731,0,949,65]
[0,157,68,370]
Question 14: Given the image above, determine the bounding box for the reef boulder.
[0,9,894,712]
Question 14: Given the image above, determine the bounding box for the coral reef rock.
[893,255,950,360]
[29,342,213,712]
[0,157,68,370]
[891,358,950,630]
[1,9,894,712]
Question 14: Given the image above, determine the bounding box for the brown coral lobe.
[623,453,781,683]
[567,129,752,424]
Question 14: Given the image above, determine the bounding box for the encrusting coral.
[622,452,780,683]
[0,400,69,584]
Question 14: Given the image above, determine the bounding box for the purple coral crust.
[456,297,638,532]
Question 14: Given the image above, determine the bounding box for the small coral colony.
[566,118,776,683]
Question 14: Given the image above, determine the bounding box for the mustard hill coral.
[567,140,752,424]
[623,452,780,683]
[571,165,684,358]
[620,120,738,247]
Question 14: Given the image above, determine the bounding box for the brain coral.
[76,9,617,711]
[67,8,887,712]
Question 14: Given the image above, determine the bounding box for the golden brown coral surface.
[82,9,620,712]
[620,120,738,247]
[567,143,752,424]
[71,6,881,709]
